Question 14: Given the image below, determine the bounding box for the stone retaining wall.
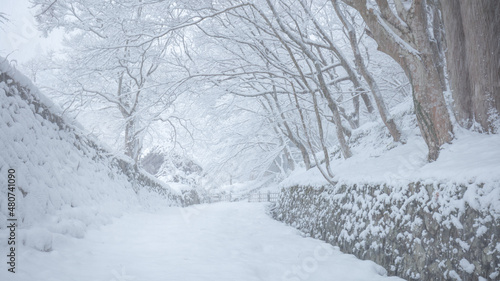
[271,183,499,280]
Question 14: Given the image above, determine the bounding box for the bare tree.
[33,0,195,165]
[188,0,411,182]
[193,2,352,177]
[332,0,402,143]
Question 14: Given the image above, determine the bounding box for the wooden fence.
[204,191,280,203]
[247,191,280,203]
[206,193,233,203]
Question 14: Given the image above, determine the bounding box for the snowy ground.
[281,129,500,188]
[3,202,403,281]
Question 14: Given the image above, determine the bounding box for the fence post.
[229,192,232,202]
[267,191,270,202]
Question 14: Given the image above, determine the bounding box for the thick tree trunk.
[407,1,453,160]
[441,0,500,132]
[408,55,453,160]
[345,0,454,160]
[440,0,472,128]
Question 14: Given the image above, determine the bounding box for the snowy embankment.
[4,202,404,281]
[274,102,500,280]
[282,107,500,193]
[0,58,180,255]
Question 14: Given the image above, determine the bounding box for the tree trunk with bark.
[440,0,500,132]
[344,0,454,161]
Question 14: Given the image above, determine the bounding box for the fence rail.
[206,193,233,203]
[247,191,279,203]
[204,191,280,203]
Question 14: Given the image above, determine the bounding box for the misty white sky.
[0,0,62,63]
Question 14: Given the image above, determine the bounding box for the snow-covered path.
[8,202,403,281]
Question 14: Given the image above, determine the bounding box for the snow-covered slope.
[0,58,180,252]
[281,100,500,214]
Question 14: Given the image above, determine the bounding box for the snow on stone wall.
[272,182,499,280]
[0,58,183,252]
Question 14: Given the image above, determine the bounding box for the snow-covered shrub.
[141,148,206,204]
